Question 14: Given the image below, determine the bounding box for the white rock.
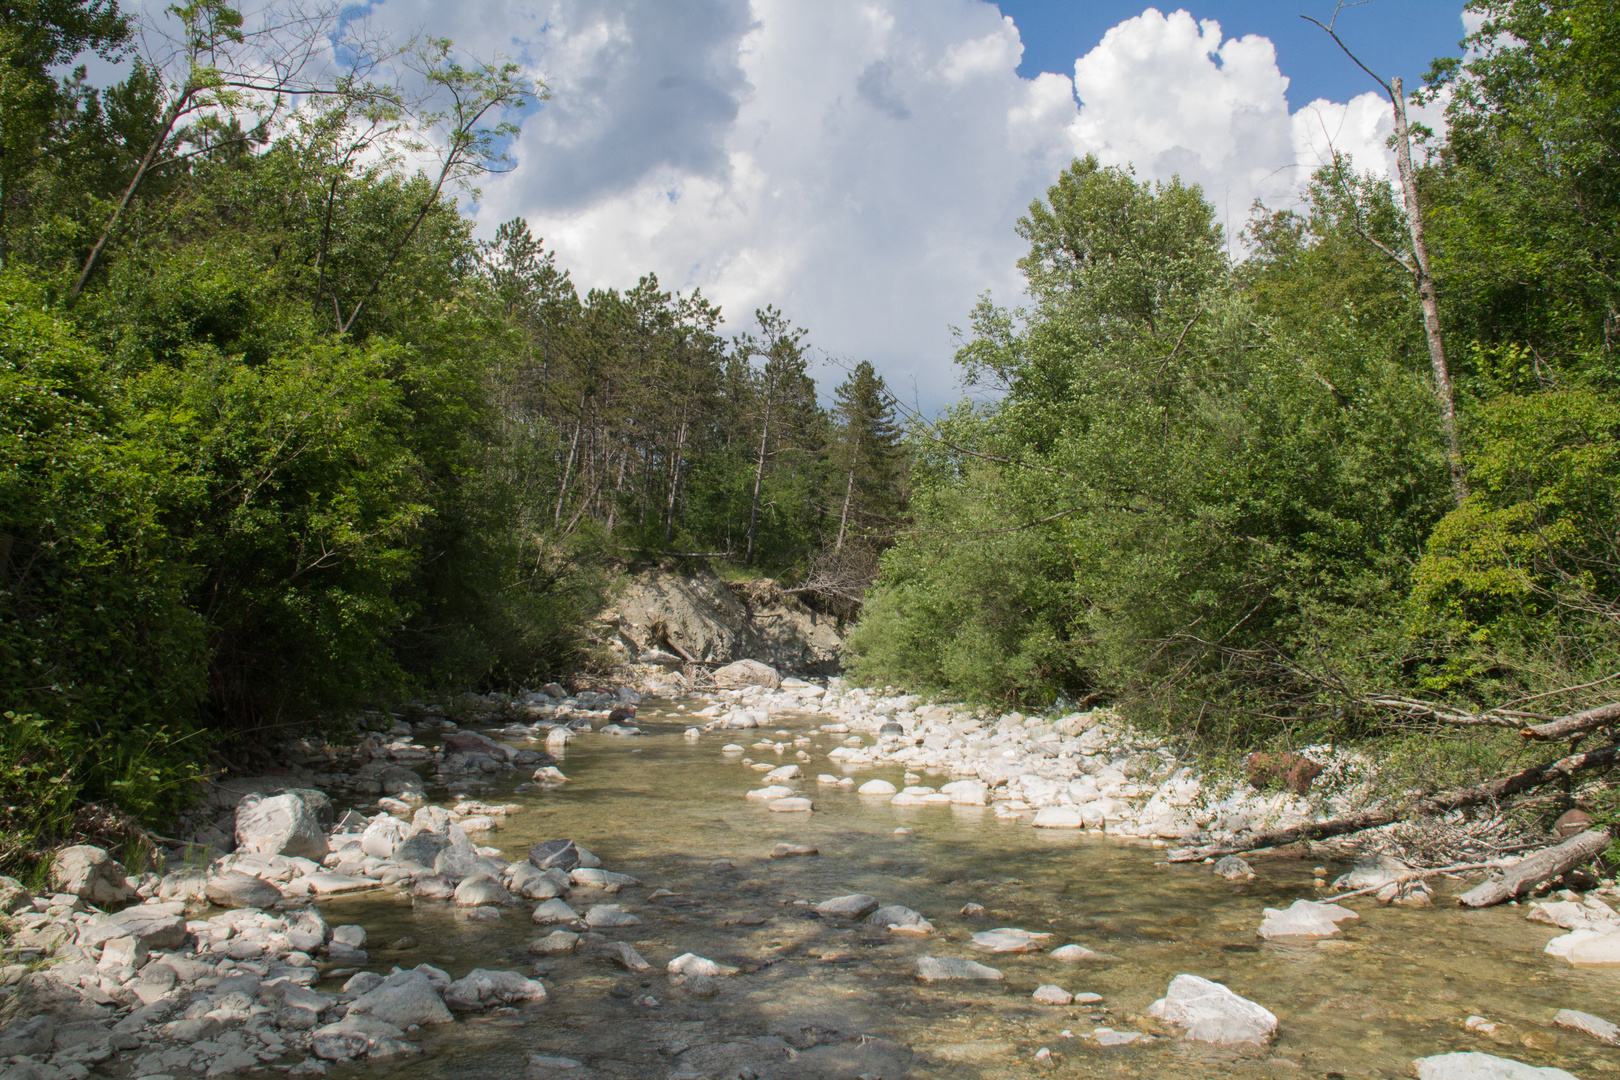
[1568,932,1620,965]
[856,779,897,795]
[1148,974,1277,1045]
[1032,985,1073,1005]
[359,817,407,860]
[970,928,1051,953]
[763,765,802,781]
[1257,899,1359,939]
[745,785,794,800]
[236,794,329,861]
[1050,944,1099,961]
[768,797,813,812]
[1412,1052,1580,1079]
[530,898,580,924]
[1032,807,1084,829]
[1553,1008,1619,1044]
[666,953,737,978]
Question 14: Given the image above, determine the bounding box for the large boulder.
[234,793,329,861]
[360,816,407,859]
[1148,974,1277,1045]
[444,730,510,761]
[344,970,452,1027]
[712,659,782,689]
[49,846,133,905]
[205,870,283,910]
[0,876,33,914]
[77,902,187,949]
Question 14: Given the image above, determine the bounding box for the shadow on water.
[308,702,1620,1080]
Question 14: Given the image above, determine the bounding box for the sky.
[125,0,1477,411]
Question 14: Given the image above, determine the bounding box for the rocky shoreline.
[2,665,1617,1080]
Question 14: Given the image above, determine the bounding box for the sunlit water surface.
[310,700,1619,1080]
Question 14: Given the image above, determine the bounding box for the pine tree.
[830,360,905,552]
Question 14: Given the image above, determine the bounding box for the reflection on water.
[317,701,1619,1079]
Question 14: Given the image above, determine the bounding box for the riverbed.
[320,697,1618,1079]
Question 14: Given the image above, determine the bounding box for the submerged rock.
[1257,899,1358,939]
[1212,855,1254,880]
[1411,1052,1580,1079]
[970,928,1051,953]
[815,893,880,918]
[915,957,1003,981]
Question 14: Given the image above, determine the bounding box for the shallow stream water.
[315,699,1619,1079]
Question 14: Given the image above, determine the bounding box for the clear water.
[316,700,1620,1079]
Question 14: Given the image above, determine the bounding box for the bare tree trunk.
[1456,829,1612,907]
[835,428,860,554]
[605,444,629,533]
[553,394,586,527]
[745,390,774,567]
[665,405,690,545]
[1391,76,1466,506]
[68,88,193,304]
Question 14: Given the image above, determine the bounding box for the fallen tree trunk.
[1455,828,1613,907]
[1520,701,1620,742]
[1168,744,1619,863]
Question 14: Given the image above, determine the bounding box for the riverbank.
[3,676,1618,1079]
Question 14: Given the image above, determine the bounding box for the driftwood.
[1328,860,1493,901]
[1168,744,1619,863]
[1455,828,1614,907]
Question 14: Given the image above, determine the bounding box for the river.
[315,696,1618,1079]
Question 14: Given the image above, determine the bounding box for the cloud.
[110,1,1445,410]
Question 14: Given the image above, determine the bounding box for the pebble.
[1032,985,1073,1005]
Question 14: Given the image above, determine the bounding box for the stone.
[295,872,375,895]
[1257,899,1359,939]
[412,875,456,900]
[0,875,33,914]
[332,924,365,949]
[49,846,133,905]
[1212,855,1254,880]
[1148,974,1277,1045]
[527,839,580,872]
[1032,806,1084,829]
[583,903,642,928]
[528,931,579,955]
[1032,985,1073,1005]
[528,1055,585,1070]
[234,793,329,861]
[939,780,989,804]
[509,862,566,899]
[396,830,449,867]
[311,1016,415,1061]
[1244,751,1323,795]
[1049,944,1098,962]
[444,729,510,759]
[599,941,652,972]
[768,797,813,812]
[1553,809,1593,838]
[1553,1008,1619,1044]
[97,935,148,972]
[359,816,407,859]
[745,785,794,800]
[1568,932,1620,964]
[78,903,187,949]
[915,957,1003,981]
[811,892,879,919]
[344,970,453,1027]
[667,953,738,978]
[1412,1053,1580,1079]
[856,779,897,795]
[531,898,580,924]
[866,905,933,933]
[763,764,801,781]
[712,659,782,689]
[205,870,283,909]
[443,968,547,1011]
[970,928,1051,953]
[568,868,639,888]
[454,874,515,907]
[1331,853,1410,892]
[771,843,818,858]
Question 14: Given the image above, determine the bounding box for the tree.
[735,305,812,566]
[829,360,904,553]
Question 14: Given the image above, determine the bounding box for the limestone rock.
[667,953,738,978]
[915,957,1003,981]
[235,794,329,861]
[49,846,133,905]
[1212,855,1254,880]
[1411,1052,1579,1079]
[1553,1008,1619,1044]
[454,874,515,907]
[443,968,547,1011]
[1148,974,1277,1045]
[856,779,897,795]
[78,902,187,950]
[970,928,1051,953]
[712,659,782,689]
[1257,899,1358,940]
[344,970,452,1027]
[205,870,283,910]
[815,893,880,918]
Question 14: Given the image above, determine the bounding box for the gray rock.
[712,659,782,689]
[442,968,547,1011]
[866,905,932,932]
[1148,974,1277,1045]
[49,846,133,905]
[1331,853,1410,892]
[507,863,565,900]
[598,941,651,972]
[528,1054,585,1070]
[396,830,449,866]
[1412,1053,1579,1079]
[434,845,506,882]
[583,903,642,928]
[78,902,187,949]
[234,793,329,861]
[0,1016,55,1056]
[454,874,515,907]
[331,924,366,949]
[528,931,579,955]
[411,874,456,900]
[815,893,880,918]
[527,839,580,872]
[359,816,407,859]
[344,970,452,1027]
[311,1016,418,1061]
[205,870,282,910]
[0,875,33,914]
[1212,855,1254,880]
[914,957,1003,981]
[531,898,580,924]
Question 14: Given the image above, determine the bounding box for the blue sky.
[998,0,1470,106]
